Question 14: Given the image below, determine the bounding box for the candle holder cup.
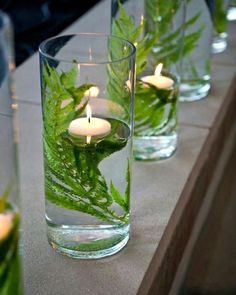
[39,34,135,259]
[227,0,236,21]
[0,11,22,293]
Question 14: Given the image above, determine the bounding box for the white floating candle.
[141,63,174,89]
[68,105,111,138]
[84,86,100,98]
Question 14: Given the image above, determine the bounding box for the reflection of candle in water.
[0,213,13,240]
[68,105,111,142]
[141,63,174,89]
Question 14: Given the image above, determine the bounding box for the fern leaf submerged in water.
[42,63,130,223]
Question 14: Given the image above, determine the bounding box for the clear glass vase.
[227,0,236,20]
[0,11,23,294]
[144,0,186,77]
[39,33,135,259]
[111,0,186,76]
[111,0,183,160]
[133,69,179,161]
[180,0,213,102]
[212,0,230,53]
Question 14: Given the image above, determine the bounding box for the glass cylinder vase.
[111,0,186,77]
[180,0,213,102]
[0,11,22,294]
[111,0,183,160]
[144,0,186,77]
[133,68,179,161]
[39,33,135,259]
[212,0,230,53]
[227,0,236,20]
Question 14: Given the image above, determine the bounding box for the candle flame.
[9,62,15,71]
[154,63,163,77]
[11,103,18,110]
[126,70,133,91]
[86,136,91,144]
[0,213,13,240]
[86,105,92,143]
[86,104,92,123]
[140,15,144,26]
[84,86,100,98]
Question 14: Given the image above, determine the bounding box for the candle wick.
[88,117,91,123]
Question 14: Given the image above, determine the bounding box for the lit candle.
[68,105,111,141]
[0,213,13,240]
[141,63,174,89]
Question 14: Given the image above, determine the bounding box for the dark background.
[1,0,101,66]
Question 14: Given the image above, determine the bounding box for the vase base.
[179,81,210,102]
[47,222,129,259]
[134,132,177,161]
[227,7,236,21]
[212,34,227,54]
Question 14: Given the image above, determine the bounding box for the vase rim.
[39,33,136,65]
